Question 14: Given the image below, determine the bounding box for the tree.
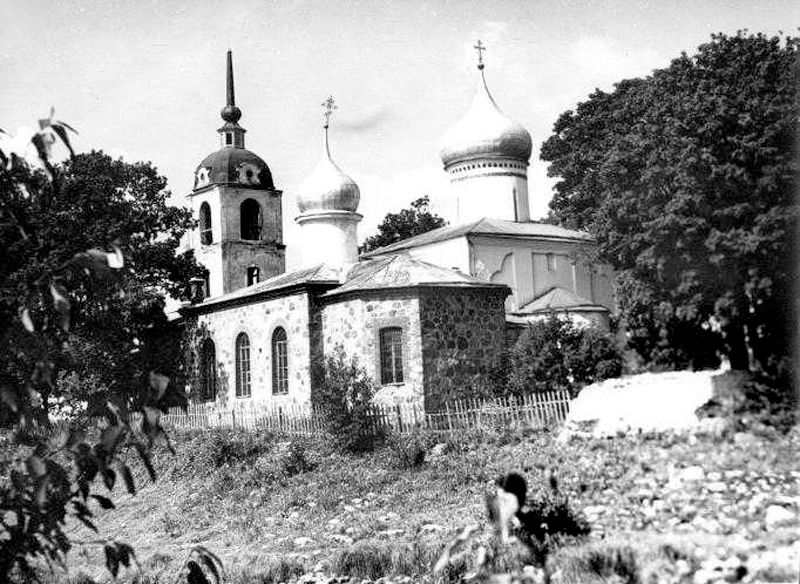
[360,196,446,253]
[505,314,623,396]
[1,149,205,416]
[0,118,199,579]
[540,32,798,374]
[310,345,383,453]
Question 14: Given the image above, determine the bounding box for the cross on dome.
[321,95,337,127]
[474,40,486,70]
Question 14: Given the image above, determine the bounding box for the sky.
[2,0,797,268]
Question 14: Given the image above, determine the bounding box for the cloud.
[569,36,663,88]
[335,106,391,132]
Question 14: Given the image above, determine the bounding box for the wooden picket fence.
[159,390,571,436]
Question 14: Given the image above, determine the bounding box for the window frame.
[240,198,263,241]
[235,332,251,398]
[546,253,557,272]
[378,326,404,385]
[246,266,260,286]
[271,327,289,395]
[199,338,217,401]
[199,202,213,245]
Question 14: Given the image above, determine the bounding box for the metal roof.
[360,217,592,258]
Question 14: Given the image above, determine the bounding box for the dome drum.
[194,149,275,191]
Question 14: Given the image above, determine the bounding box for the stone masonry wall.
[319,290,424,407]
[419,287,508,411]
[188,291,312,407]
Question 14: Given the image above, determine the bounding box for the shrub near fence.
[159,390,571,436]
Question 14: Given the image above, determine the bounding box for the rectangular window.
[247,267,260,286]
[546,253,557,272]
[379,327,404,385]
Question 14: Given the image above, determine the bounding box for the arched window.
[379,327,404,385]
[235,333,251,398]
[199,202,213,245]
[240,199,262,241]
[199,339,216,401]
[272,327,288,395]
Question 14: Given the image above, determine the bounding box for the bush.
[386,427,432,469]
[311,345,384,453]
[281,440,317,477]
[697,372,797,435]
[505,314,623,396]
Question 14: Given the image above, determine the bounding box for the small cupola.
[294,96,362,267]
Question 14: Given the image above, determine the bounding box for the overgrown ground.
[52,422,799,584]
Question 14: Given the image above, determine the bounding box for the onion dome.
[439,44,532,169]
[296,98,360,215]
[194,148,274,190]
[193,50,275,192]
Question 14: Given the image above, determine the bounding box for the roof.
[322,254,508,298]
[192,264,342,310]
[361,217,593,257]
[512,287,608,315]
[185,254,507,313]
[194,147,275,191]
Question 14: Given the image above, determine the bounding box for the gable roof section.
[360,217,592,258]
[513,287,608,315]
[322,253,507,298]
[186,264,342,312]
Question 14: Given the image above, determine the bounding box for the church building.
[181,47,613,411]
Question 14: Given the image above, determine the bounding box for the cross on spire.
[321,95,337,127]
[474,40,486,69]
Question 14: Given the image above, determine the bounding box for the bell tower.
[187,50,285,297]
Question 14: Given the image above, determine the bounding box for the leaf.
[104,544,120,578]
[18,307,34,332]
[186,560,211,584]
[195,546,223,584]
[100,424,124,454]
[135,443,156,482]
[26,455,47,478]
[102,468,116,491]
[148,371,170,399]
[0,386,18,412]
[107,245,124,269]
[34,474,51,508]
[118,463,136,495]
[49,282,71,331]
[92,494,116,509]
[50,123,75,158]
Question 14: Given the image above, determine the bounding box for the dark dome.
[194,148,274,191]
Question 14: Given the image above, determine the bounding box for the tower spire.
[220,50,242,125]
[226,49,236,107]
[218,50,245,148]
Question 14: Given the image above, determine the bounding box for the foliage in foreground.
[0,117,196,579]
[541,31,798,374]
[311,345,384,453]
[503,314,623,396]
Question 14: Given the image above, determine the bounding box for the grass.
[39,423,800,583]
